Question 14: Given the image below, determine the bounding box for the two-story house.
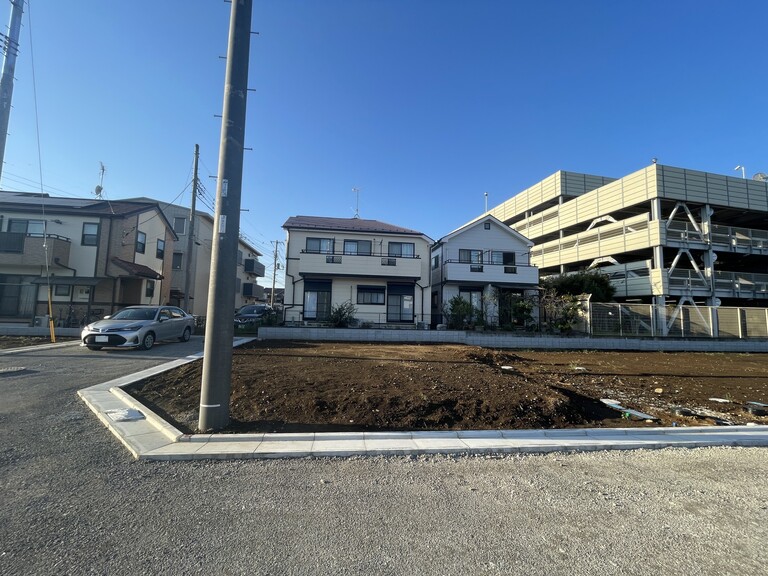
[0,191,176,324]
[430,215,538,327]
[125,198,266,316]
[282,216,433,325]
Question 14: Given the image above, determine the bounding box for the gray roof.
[283,215,426,236]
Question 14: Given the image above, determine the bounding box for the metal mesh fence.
[587,303,768,339]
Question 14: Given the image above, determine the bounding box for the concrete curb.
[76,340,768,461]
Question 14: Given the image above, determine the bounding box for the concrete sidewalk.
[75,346,768,461]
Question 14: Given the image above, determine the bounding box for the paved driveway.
[1,338,766,575]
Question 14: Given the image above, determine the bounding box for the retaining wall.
[259,327,768,352]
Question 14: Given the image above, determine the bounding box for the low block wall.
[259,327,768,353]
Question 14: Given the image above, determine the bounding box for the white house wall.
[283,227,431,324]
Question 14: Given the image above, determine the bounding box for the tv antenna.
[352,187,360,218]
[94,162,106,198]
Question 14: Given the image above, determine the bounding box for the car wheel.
[87,346,103,351]
[179,327,191,342]
[140,332,155,350]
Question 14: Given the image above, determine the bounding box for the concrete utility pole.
[0,0,24,183]
[199,0,253,432]
[183,144,199,313]
[270,240,281,307]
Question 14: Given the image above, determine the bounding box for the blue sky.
[2,0,767,289]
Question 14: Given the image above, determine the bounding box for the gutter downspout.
[282,272,303,324]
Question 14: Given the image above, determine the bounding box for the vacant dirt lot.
[121,340,768,434]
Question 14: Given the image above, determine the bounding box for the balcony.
[299,250,423,279]
[243,258,265,277]
[0,233,71,267]
[442,260,538,285]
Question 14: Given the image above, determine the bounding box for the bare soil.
[123,340,768,434]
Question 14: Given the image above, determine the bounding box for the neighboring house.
[0,191,176,324]
[282,216,433,325]
[486,164,768,313]
[124,198,265,316]
[430,215,538,327]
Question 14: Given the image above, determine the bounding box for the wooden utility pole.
[183,144,199,313]
[199,0,253,432]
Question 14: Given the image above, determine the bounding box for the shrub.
[328,300,357,328]
[541,270,615,302]
[442,295,470,329]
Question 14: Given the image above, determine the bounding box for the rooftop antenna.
[352,187,360,218]
[94,162,106,198]
[735,165,746,179]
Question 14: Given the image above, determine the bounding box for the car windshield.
[111,308,157,321]
[238,305,266,315]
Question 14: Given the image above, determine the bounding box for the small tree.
[539,288,583,333]
[443,295,473,329]
[541,270,615,302]
[328,300,357,328]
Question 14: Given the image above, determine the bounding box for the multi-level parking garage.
[485,165,768,337]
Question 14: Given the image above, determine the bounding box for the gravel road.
[1,342,766,575]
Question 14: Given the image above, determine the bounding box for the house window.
[459,288,483,319]
[432,255,440,269]
[54,285,71,296]
[136,231,146,254]
[484,222,491,230]
[172,252,183,269]
[173,217,187,235]
[156,239,165,259]
[388,242,414,258]
[343,239,372,255]
[145,279,155,298]
[491,251,515,265]
[304,280,332,320]
[386,284,414,322]
[237,250,243,265]
[8,219,45,236]
[459,249,483,264]
[81,223,99,246]
[306,237,334,254]
[357,285,385,305]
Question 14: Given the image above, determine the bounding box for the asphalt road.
[1,338,766,575]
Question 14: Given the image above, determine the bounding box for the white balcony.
[299,251,424,279]
[442,261,538,286]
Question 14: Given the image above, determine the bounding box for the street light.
[734,165,746,179]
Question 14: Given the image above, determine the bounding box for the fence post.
[618,304,623,337]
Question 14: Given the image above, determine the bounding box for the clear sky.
[2,0,767,290]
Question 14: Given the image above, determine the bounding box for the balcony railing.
[0,233,71,266]
[298,250,423,278]
[442,260,538,285]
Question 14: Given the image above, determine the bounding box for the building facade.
[126,198,266,316]
[486,164,768,312]
[430,215,538,327]
[282,216,432,325]
[0,192,176,324]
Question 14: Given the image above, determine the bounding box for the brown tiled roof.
[111,257,164,280]
[283,215,426,236]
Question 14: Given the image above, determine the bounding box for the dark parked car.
[234,304,273,328]
[81,305,195,351]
